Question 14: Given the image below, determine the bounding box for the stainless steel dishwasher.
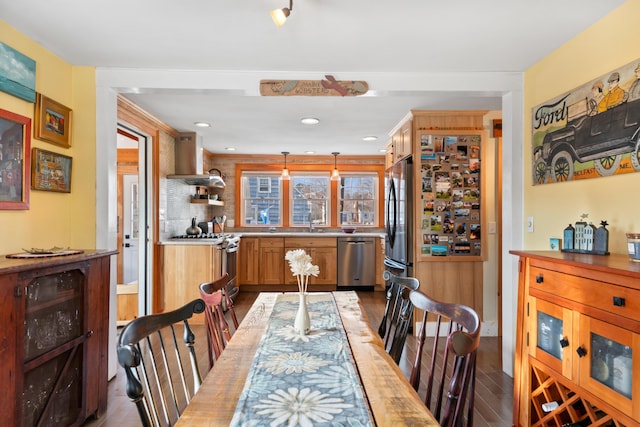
[337,236,376,289]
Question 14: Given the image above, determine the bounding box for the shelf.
[191,197,224,206]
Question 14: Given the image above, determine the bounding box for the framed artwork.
[31,148,72,193]
[532,57,640,184]
[34,93,72,148]
[0,42,36,103]
[0,109,31,210]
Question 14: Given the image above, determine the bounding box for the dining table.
[176,291,439,426]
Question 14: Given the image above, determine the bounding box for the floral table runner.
[230,292,373,427]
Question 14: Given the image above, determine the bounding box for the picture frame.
[0,109,31,209]
[0,42,36,103]
[31,148,72,193]
[34,93,72,148]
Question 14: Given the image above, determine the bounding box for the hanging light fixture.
[271,0,293,27]
[281,151,291,180]
[331,152,340,181]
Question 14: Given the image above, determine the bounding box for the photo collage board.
[419,133,482,257]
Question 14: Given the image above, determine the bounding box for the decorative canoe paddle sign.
[259,75,368,97]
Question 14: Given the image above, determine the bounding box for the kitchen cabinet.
[260,237,285,285]
[511,251,640,426]
[387,117,413,168]
[284,237,337,286]
[160,244,223,324]
[238,237,259,285]
[384,139,394,170]
[0,250,115,426]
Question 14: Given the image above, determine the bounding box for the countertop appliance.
[337,236,376,290]
[384,157,413,278]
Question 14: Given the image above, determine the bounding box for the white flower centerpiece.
[285,249,319,335]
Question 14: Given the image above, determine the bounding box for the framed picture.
[31,148,72,193]
[0,42,36,103]
[0,109,31,209]
[34,93,72,148]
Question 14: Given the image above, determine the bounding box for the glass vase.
[294,292,310,335]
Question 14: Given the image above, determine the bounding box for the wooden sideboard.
[511,250,640,426]
[0,250,116,426]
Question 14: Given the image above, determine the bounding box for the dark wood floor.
[84,290,513,426]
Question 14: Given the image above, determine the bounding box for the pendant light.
[281,151,291,181]
[331,152,340,181]
[271,0,293,27]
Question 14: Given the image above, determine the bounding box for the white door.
[122,174,139,284]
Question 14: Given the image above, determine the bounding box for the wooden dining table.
[176,291,439,426]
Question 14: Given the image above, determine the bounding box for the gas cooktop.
[171,233,226,239]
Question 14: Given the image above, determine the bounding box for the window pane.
[339,173,378,226]
[241,173,281,226]
[291,173,330,226]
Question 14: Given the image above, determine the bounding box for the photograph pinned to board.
[0,42,36,103]
[31,148,72,193]
[0,108,31,210]
[35,93,72,148]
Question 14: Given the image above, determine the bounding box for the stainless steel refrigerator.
[384,157,413,278]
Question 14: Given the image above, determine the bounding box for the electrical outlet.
[527,216,534,233]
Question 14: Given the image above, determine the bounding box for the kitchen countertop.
[159,231,385,245]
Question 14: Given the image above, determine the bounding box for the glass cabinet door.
[578,315,638,419]
[22,269,85,427]
[529,297,573,378]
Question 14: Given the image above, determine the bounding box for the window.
[240,173,282,225]
[338,173,378,226]
[238,163,383,228]
[290,173,330,226]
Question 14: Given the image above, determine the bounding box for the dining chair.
[408,289,481,427]
[378,270,420,363]
[199,272,239,369]
[117,299,206,427]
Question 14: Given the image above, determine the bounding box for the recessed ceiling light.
[305,150,315,154]
[194,121,211,127]
[379,148,387,153]
[225,147,236,151]
[362,136,378,141]
[300,117,320,125]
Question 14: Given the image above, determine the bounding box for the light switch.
[527,216,534,233]
[488,221,496,234]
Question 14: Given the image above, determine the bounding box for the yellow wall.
[523,1,639,255]
[0,21,96,254]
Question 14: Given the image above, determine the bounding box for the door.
[122,174,139,284]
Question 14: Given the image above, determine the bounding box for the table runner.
[230,292,373,427]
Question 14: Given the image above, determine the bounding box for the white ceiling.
[1,0,624,155]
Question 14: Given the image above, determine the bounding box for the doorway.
[116,126,151,325]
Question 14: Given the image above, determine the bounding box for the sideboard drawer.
[530,266,640,321]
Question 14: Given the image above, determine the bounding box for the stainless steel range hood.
[167,132,225,188]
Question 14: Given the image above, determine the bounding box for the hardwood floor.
[84,290,512,426]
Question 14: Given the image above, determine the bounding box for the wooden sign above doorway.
[259,75,368,97]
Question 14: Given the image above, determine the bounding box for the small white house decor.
[285,249,319,335]
[562,214,609,255]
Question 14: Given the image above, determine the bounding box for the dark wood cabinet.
[0,250,115,426]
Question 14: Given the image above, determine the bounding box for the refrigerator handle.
[386,178,396,247]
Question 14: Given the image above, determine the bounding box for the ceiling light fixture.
[300,117,319,125]
[194,121,211,127]
[225,147,236,151]
[271,0,293,27]
[331,152,340,182]
[362,136,378,141]
[281,151,291,181]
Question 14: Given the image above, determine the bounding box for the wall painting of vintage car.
[532,58,640,185]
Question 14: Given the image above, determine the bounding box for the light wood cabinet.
[238,237,259,285]
[512,251,640,426]
[160,244,223,324]
[0,250,115,426]
[384,139,394,170]
[284,237,337,287]
[259,238,285,285]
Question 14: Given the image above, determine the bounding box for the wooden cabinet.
[238,236,339,289]
[160,244,223,324]
[385,139,394,170]
[259,238,284,285]
[238,237,259,285]
[0,250,115,426]
[512,251,640,426]
[284,237,337,286]
[387,118,413,168]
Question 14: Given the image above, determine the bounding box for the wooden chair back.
[199,273,238,369]
[378,270,420,363]
[117,299,206,427]
[408,289,481,427]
